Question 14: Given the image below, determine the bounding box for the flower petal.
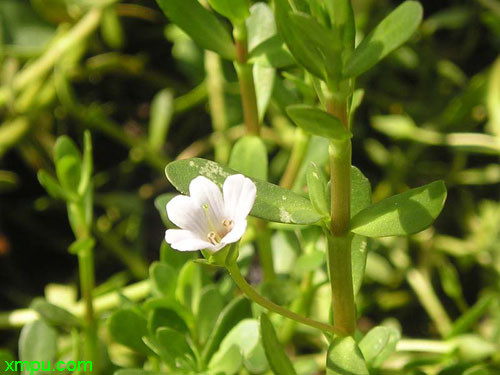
[165,229,213,251]
[223,174,257,222]
[166,195,208,236]
[189,176,226,231]
[221,219,247,245]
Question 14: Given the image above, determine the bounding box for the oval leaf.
[260,314,298,375]
[351,180,447,237]
[108,309,152,355]
[306,162,329,217]
[229,136,268,180]
[327,336,369,375]
[156,0,236,60]
[166,158,322,224]
[343,1,423,78]
[287,105,351,141]
[19,320,58,375]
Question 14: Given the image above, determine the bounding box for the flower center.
[202,203,233,245]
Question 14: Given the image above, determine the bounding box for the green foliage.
[19,320,58,375]
[343,1,423,78]
[207,0,250,24]
[156,0,236,60]
[326,336,369,375]
[351,181,447,237]
[260,314,297,375]
[287,105,352,141]
[229,136,268,180]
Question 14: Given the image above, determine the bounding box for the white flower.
[165,174,257,252]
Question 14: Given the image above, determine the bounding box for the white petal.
[221,220,247,245]
[189,176,226,231]
[166,195,208,236]
[165,228,197,243]
[223,174,257,222]
[165,230,213,251]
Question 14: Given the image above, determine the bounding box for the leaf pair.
[275,0,423,80]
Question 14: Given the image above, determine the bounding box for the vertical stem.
[205,51,231,163]
[78,245,99,372]
[234,25,260,135]
[326,97,356,336]
[280,128,310,189]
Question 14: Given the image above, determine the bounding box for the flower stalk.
[226,261,340,335]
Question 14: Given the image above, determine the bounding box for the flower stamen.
[222,219,233,231]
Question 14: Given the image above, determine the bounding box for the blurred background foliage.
[0,0,500,373]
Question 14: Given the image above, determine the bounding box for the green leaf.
[228,136,268,180]
[343,1,423,78]
[260,314,298,375]
[149,89,174,152]
[208,345,243,375]
[108,309,152,355]
[154,193,176,227]
[54,135,80,163]
[275,0,340,80]
[55,155,82,193]
[175,261,202,313]
[19,320,57,375]
[78,130,93,196]
[37,170,72,201]
[325,0,355,59]
[249,35,295,68]
[448,294,496,338]
[217,319,268,373]
[166,158,322,224]
[155,327,193,366]
[359,326,400,368]
[156,0,236,60]
[30,298,80,328]
[326,336,369,375]
[246,2,276,52]
[208,0,249,24]
[148,308,189,334]
[254,65,276,122]
[197,286,224,346]
[101,7,124,50]
[202,296,252,363]
[150,262,177,298]
[287,105,351,141]
[306,162,329,217]
[351,180,447,237]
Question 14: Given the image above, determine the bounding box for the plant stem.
[77,244,99,372]
[233,24,259,135]
[226,262,339,335]
[205,51,231,163]
[326,96,356,336]
[407,269,452,337]
[280,128,310,189]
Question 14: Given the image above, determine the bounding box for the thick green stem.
[327,235,356,336]
[78,245,99,372]
[226,262,339,335]
[326,97,356,336]
[205,51,231,163]
[234,25,260,135]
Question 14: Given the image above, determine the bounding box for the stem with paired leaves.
[326,95,357,336]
